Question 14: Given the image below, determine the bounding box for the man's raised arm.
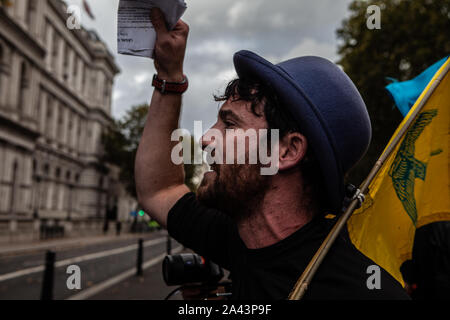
[135,8,190,228]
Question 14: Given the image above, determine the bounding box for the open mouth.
[207,164,219,173]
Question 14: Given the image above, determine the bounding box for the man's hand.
[151,7,189,82]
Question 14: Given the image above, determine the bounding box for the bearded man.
[135,8,409,300]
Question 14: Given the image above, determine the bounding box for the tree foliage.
[337,0,450,184]
[102,104,204,199]
[101,104,148,198]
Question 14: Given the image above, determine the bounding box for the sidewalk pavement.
[88,254,184,300]
[0,230,168,257]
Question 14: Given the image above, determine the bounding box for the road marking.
[0,237,167,282]
[55,238,166,267]
[67,246,183,300]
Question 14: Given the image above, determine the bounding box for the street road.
[0,231,180,300]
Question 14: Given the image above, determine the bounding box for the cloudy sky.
[65,0,354,135]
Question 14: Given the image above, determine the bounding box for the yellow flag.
[347,58,450,285]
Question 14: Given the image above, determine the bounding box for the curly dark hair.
[214,77,327,215]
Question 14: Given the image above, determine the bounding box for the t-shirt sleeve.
[167,192,234,270]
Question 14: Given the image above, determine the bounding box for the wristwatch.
[152,74,189,94]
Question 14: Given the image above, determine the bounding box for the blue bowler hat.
[233,50,372,213]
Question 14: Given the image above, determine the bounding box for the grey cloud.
[64,0,353,135]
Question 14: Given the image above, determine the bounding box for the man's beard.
[197,163,270,222]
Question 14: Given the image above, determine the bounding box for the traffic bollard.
[41,250,56,300]
[136,238,143,276]
[167,235,172,255]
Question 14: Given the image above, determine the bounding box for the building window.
[73,56,79,87]
[0,44,3,97]
[24,0,30,25]
[103,78,108,97]
[68,113,73,131]
[43,163,49,175]
[82,65,87,94]
[90,74,96,96]
[10,161,18,214]
[46,96,53,138]
[63,45,69,81]
[52,185,58,209]
[43,20,49,45]
[77,122,82,147]
[31,159,38,212]
[18,61,29,113]
[40,163,50,210]
[57,108,64,142]
[69,114,75,148]
[52,167,61,210]
[103,78,110,105]
[35,89,41,121]
[52,34,59,72]
[25,0,37,27]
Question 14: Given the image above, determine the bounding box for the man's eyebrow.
[218,109,242,123]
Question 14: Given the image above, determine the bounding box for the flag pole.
[288,59,450,300]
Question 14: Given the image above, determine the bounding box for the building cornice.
[0,8,46,59]
[48,0,120,75]
[0,113,40,152]
[0,113,40,139]
[35,141,86,167]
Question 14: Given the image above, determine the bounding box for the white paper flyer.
[118,0,187,59]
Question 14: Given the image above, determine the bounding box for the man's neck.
[237,178,314,249]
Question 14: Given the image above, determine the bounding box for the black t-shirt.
[167,192,410,300]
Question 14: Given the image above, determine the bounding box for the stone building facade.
[0,0,136,242]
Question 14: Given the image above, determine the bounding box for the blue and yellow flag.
[347,57,450,285]
[386,57,448,117]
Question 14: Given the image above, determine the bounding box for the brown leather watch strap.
[152,74,189,94]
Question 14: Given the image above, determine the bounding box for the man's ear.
[278,132,308,171]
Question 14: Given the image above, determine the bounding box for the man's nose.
[201,126,218,152]
[201,132,212,152]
